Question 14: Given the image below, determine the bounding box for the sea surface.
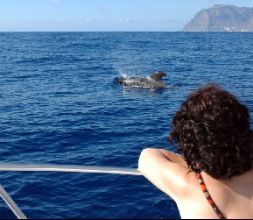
[0,32,252,219]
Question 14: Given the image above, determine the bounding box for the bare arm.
[138,148,192,201]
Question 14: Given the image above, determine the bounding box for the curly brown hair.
[168,84,253,179]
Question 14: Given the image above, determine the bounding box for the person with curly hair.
[138,84,253,219]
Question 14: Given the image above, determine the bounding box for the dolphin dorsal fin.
[149,71,166,81]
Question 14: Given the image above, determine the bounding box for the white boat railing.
[0,164,141,219]
[0,184,27,219]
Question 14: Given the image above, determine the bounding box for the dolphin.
[115,71,167,89]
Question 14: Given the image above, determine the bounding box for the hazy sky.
[0,0,253,31]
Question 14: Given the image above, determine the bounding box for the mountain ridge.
[183,5,253,32]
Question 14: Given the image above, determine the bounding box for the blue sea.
[0,32,252,219]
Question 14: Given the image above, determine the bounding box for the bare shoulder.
[138,148,197,201]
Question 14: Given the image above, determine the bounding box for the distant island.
[182,5,253,32]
